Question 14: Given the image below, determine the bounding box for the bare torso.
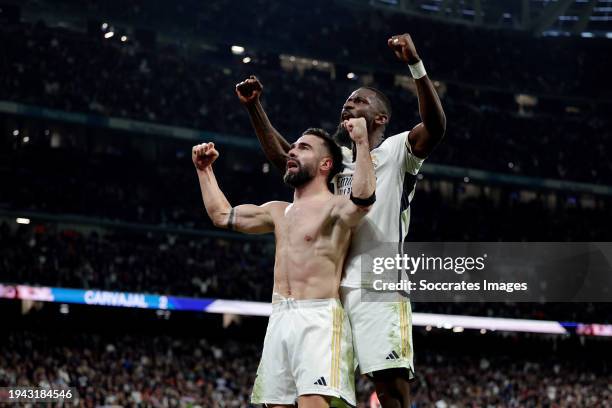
[267,193,351,300]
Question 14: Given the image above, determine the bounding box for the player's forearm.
[414,74,446,141]
[245,100,291,172]
[351,139,376,199]
[197,167,232,228]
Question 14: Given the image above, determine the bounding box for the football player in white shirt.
[236,33,446,407]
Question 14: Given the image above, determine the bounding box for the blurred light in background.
[347,72,356,79]
[242,57,251,64]
[231,45,245,55]
[104,31,114,39]
[16,218,30,225]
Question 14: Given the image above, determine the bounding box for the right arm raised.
[236,76,290,172]
[193,142,274,234]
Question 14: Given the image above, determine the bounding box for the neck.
[293,178,330,201]
[368,128,385,150]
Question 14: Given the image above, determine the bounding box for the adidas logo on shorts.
[314,376,327,386]
[386,350,401,360]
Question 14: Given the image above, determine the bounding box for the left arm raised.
[333,118,376,227]
[388,33,447,159]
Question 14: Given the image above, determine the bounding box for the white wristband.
[408,60,427,79]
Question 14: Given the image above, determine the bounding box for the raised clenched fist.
[387,33,420,65]
[235,75,263,105]
[342,117,368,145]
[192,142,219,171]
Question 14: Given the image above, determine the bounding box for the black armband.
[350,192,376,207]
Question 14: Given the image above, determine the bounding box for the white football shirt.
[332,132,424,287]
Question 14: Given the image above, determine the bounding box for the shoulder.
[380,131,410,148]
[262,201,290,211]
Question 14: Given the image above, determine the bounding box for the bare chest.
[275,202,334,244]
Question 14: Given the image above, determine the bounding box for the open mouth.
[341,111,354,120]
[286,160,299,170]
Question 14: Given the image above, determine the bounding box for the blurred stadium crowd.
[1,10,611,325]
[1,0,612,406]
[1,145,609,240]
[1,21,611,183]
[23,0,612,97]
[2,328,609,407]
[1,221,609,323]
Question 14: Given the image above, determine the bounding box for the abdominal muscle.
[271,231,350,300]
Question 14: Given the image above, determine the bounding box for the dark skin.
[236,33,446,167]
[236,34,446,408]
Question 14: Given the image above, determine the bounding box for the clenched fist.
[343,118,368,145]
[387,33,420,65]
[235,75,263,105]
[192,142,219,171]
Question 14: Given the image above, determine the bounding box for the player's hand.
[192,142,219,171]
[388,34,420,64]
[343,118,368,144]
[235,75,263,105]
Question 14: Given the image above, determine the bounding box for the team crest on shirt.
[371,154,379,168]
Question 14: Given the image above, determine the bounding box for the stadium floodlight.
[16,218,30,225]
[347,72,356,79]
[104,31,114,39]
[231,45,245,55]
[242,57,252,64]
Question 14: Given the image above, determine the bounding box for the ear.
[320,157,333,172]
[374,113,388,127]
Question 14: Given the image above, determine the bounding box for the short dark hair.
[362,86,392,121]
[302,128,344,182]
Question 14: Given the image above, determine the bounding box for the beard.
[332,124,352,148]
[283,164,314,188]
[332,114,375,148]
